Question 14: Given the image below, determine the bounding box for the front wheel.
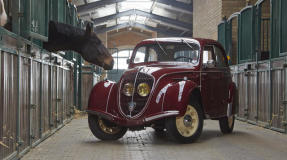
[165,103,203,143]
[88,115,127,140]
[219,115,235,134]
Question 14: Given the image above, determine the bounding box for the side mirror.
[206,60,215,68]
[126,59,131,64]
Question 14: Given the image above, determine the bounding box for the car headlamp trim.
[137,82,151,97]
[122,83,134,96]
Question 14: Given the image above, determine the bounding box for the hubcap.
[176,105,199,137]
[228,116,234,128]
[98,119,121,134]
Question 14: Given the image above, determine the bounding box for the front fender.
[162,80,198,116]
[88,80,117,112]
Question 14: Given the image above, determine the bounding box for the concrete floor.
[22,117,287,160]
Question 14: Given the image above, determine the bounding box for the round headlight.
[122,83,134,96]
[137,83,151,97]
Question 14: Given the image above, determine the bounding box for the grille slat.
[120,72,154,117]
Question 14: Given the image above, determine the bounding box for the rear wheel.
[219,115,235,134]
[88,115,127,140]
[165,102,203,143]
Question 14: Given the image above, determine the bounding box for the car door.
[201,44,229,118]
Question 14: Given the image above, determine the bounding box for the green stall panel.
[50,0,67,23]
[254,0,271,61]
[218,21,233,64]
[218,22,226,50]
[238,6,255,63]
[280,0,287,54]
[30,0,48,36]
[271,0,280,58]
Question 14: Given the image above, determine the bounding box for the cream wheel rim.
[176,105,199,137]
[98,119,121,134]
[228,116,234,128]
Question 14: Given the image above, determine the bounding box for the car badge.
[128,101,136,112]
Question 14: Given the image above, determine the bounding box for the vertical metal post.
[49,65,52,129]
[73,60,77,109]
[39,51,43,138]
[56,66,59,124]
[77,55,82,110]
[269,58,273,127]
[62,67,64,123]
[29,59,33,146]
[245,69,249,120]
[284,57,287,133]
[255,4,260,121]
[16,50,21,153]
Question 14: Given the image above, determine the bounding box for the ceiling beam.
[94,22,185,36]
[78,0,125,13]
[156,0,192,13]
[92,9,192,31]
[77,0,192,14]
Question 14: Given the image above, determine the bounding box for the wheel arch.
[189,87,206,119]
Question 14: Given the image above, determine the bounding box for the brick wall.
[107,29,154,49]
[193,0,222,40]
[193,0,261,40]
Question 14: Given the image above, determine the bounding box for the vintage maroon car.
[87,38,238,143]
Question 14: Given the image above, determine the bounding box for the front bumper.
[86,108,179,127]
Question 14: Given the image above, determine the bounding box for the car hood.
[123,62,198,80]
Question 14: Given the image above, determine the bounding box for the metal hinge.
[30,134,35,139]
[282,100,287,105]
[56,98,62,102]
[18,12,24,17]
[30,104,37,109]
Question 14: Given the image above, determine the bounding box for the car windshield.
[132,41,200,64]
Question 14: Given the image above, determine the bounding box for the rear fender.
[162,80,198,116]
[88,80,117,112]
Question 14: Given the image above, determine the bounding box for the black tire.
[88,114,127,140]
[219,115,235,134]
[165,102,203,143]
[153,128,165,132]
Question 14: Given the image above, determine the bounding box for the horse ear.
[85,23,92,38]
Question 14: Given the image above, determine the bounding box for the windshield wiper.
[181,38,198,64]
[155,39,167,55]
[181,38,194,50]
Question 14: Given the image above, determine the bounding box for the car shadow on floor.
[82,129,252,146]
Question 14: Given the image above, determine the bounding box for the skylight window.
[118,0,153,12]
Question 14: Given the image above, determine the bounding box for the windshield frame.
[129,41,201,67]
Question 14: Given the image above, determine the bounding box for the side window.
[203,46,215,65]
[214,46,227,67]
[134,46,146,63]
[147,48,158,62]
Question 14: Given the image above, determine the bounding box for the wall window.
[112,49,133,69]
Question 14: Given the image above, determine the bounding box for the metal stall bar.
[285,57,287,133]
[39,51,43,140]
[29,58,33,147]
[16,50,22,155]
[56,66,59,125]
[77,55,82,110]
[49,63,53,130]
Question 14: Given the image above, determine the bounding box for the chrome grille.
[120,72,154,117]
